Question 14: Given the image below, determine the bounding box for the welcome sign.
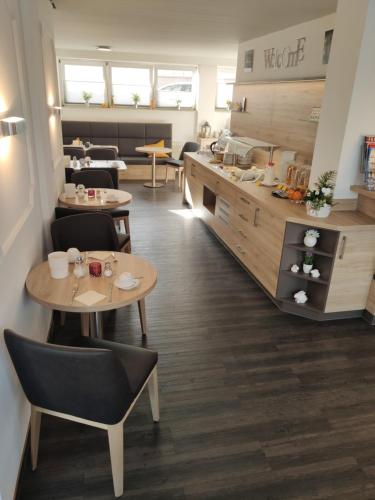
[264,37,306,70]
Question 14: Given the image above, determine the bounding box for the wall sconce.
[0,116,25,137]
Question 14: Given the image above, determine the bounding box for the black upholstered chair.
[4,329,159,497]
[63,146,85,160]
[86,147,117,160]
[70,169,131,241]
[65,166,120,188]
[164,141,200,188]
[51,212,130,253]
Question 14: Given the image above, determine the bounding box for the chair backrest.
[86,148,117,160]
[4,329,133,424]
[51,212,120,252]
[179,141,200,160]
[63,146,85,160]
[71,170,114,189]
[65,167,119,188]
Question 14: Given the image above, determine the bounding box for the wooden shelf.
[279,297,324,313]
[286,243,334,258]
[281,270,329,285]
[351,185,375,200]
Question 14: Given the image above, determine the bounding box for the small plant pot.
[134,103,139,109]
[85,102,90,107]
[303,264,313,274]
[304,235,317,248]
[306,202,332,218]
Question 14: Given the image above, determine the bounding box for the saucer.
[114,278,140,291]
[261,181,278,187]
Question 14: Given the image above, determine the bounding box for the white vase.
[306,202,332,218]
[303,235,317,248]
[303,264,313,274]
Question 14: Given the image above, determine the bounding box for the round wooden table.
[26,253,157,337]
[136,146,172,189]
[59,188,132,210]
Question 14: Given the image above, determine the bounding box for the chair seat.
[118,233,130,249]
[165,158,183,168]
[110,207,130,217]
[66,337,158,395]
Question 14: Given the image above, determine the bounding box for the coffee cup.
[118,272,134,288]
[64,183,76,198]
[48,251,69,279]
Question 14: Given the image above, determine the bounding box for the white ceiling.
[52,0,337,62]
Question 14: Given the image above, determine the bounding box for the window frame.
[109,62,154,108]
[59,59,108,106]
[154,64,198,110]
[215,65,236,111]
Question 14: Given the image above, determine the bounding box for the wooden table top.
[26,252,157,313]
[136,146,172,154]
[59,188,132,210]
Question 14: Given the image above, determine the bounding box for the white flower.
[321,187,332,195]
[315,190,320,195]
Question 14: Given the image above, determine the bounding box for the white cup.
[64,183,76,198]
[48,252,69,279]
[118,272,134,287]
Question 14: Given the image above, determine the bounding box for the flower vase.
[303,264,313,274]
[306,202,332,218]
[303,235,317,248]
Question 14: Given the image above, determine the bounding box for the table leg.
[90,312,103,338]
[144,153,164,188]
[137,298,148,336]
[81,313,90,337]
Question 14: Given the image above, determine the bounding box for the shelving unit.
[276,222,340,313]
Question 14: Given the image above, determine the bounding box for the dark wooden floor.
[19,181,375,499]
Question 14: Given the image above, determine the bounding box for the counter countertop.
[186,153,375,231]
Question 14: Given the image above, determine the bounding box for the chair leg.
[107,423,124,498]
[148,367,160,422]
[80,313,90,337]
[137,298,148,336]
[165,165,169,184]
[178,168,182,190]
[30,406,42,471]
[124,216,130,238]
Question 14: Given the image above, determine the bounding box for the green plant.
[304,252,314,265]
[176,99,182,108]
[226,100,232,110]
[132,93,141,105]
[82,91,93,104]
[304,170,336,210]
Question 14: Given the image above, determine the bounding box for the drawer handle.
[238,229,247,239]
[218,206,230,218]
[239,213,249,222]
[253,207,260,227]
[236,244,246,255]
[218,215,228,225]
[240,196,250,205]
[218,197,231,208]
[339,236,347,259]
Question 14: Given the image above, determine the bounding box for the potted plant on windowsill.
[304,170,336,218]
[132,93,141,109]
[82,91,93,107]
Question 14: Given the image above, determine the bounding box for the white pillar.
[311,0,375,199]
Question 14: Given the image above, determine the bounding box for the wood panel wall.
[230,80,325,170]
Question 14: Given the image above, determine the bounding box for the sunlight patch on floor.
[169,208,200,219]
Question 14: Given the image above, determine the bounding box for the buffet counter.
[183,153,375,322]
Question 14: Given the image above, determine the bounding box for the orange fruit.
[287,189,295,199]
[291,190,303,201]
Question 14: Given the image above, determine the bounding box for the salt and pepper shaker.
[73,256,86,278]
[103,261,113,277]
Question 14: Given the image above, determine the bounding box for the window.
[156,67,196,108]
[111,65,152,106]
[216,66,236,109]
[62,61,106,104]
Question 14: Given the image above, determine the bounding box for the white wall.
[311,0,374,198]
[58,49,231,153]
[236,14,335,83]
[0,1,63,499]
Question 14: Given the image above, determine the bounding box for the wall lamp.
[0,116,25,137]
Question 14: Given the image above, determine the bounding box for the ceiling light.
[0,116,25,137]
[96,45,112,52]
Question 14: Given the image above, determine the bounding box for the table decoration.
[303,229,320,247]
[304,170,336,218]
[89,262,102,277]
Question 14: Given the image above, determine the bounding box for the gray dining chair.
[86,147,117,160]
[164,141,200,188]
[4,329,159,497]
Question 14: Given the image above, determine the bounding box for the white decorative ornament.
[291,264,299,273]
[294,290,308,304]
[304,228,320,248]
[310,268,320,278]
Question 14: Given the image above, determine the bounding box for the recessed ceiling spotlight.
[96,45,112,52]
